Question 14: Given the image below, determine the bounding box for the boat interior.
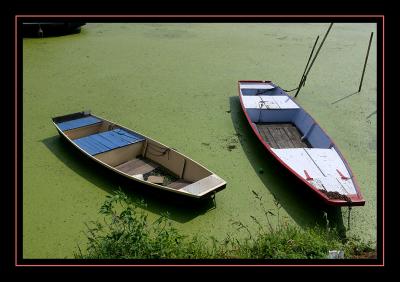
[240,83,332,150]
[53,113,223,195]
[239,82,357,197]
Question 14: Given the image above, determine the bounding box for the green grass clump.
[75,190,375,259]
[232,225,341,259]
[74,190,212,259]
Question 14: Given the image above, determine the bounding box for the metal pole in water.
[358,32,374,93]
[295,23,334,98]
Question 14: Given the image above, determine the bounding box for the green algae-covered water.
[23,23,377,258]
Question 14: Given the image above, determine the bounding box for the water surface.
[23,23,377,258]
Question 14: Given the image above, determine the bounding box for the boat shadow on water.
[42,135,216,224]
[229,96,347,236]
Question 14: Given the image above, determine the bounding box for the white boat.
[238,80,365,206]
[52,111,226,199]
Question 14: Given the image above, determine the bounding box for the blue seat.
[57,116,102,131]
[73,128,145,156]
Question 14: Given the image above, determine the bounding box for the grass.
[75,190,375,259]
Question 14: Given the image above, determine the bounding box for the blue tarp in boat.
[57,116,102,131]
[73,128,145,156]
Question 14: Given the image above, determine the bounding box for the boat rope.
[366,110,377,119]
[302,148,326,177]
[346,190,353,230]
[212,191,216,208]
[257,96,269,122]
[335,178,350,195]
[274,36,320,95]
[347,206,352,230]
[258,97,267,107]
[255,89,269,95]
[255,84,299,94]
[145,143,171,159]
[295,24,333,98]
[282,86,300,92]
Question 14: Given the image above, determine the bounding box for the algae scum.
[23,23,377,258]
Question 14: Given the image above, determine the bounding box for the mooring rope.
[318,188,353,229]
[347,206,352,230]
[255,89,269,95]
[146,143,171,159]
[346,195,353,230]
[282,87,300,93]
[257,95,270,122]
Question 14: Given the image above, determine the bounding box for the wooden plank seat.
[241,95,299,109]
[114,158,159,176]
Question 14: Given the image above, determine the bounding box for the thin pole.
[358,32,374,93]
[295,23,334,98]
[213,192,216,208]
[38,24,43,38]
[293,35,320,94]
[347,206,352,230]
[366,110,377,119]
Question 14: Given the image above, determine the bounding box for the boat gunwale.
[238,80,365,207]
[52,112,227,199]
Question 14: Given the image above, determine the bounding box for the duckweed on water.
[24,23,377,258]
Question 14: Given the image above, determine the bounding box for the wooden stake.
[347,206,352,230]
[358,32,374,93]
[213,191,216,208]
[293,35,320,94]
[295,23,334,98]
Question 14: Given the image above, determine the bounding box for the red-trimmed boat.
[238,80,365,206]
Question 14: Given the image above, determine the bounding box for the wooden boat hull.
[52,111,226,199]
[238,80,365,207]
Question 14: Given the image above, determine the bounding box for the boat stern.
[179,174,227,199]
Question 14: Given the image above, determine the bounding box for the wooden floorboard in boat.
[257,125,279,148]
[167,179,192,190]
[115,158,158,175]
[256,123,310,149]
